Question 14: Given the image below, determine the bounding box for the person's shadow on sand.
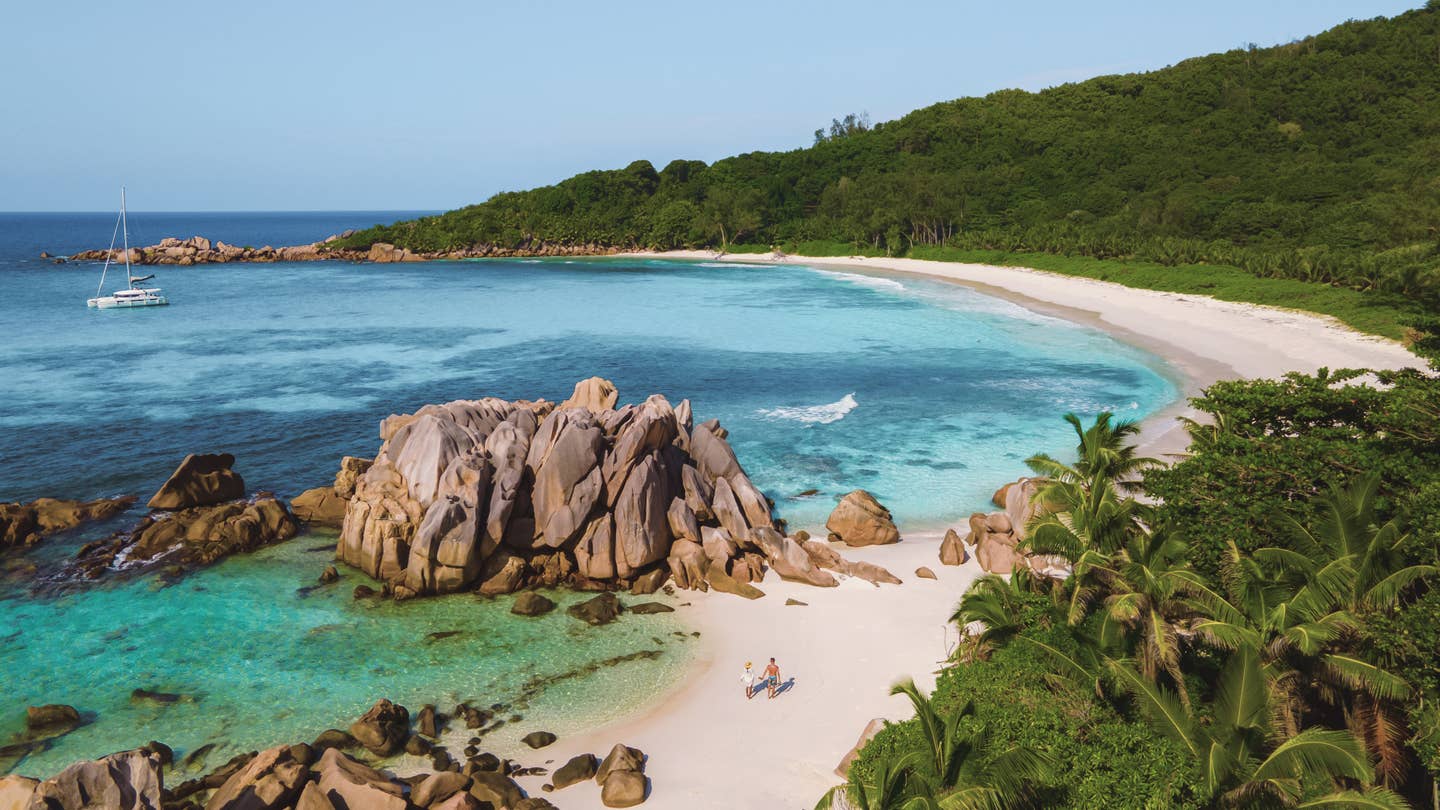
[772,678,797,698]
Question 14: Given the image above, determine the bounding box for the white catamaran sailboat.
[87,188,168,309]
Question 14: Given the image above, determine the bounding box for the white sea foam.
[696,261,765,269]
[758,393,859,425]
[811,269,906,292]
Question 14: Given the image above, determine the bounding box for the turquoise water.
[1,534,693,778]
[0,213,1178,777]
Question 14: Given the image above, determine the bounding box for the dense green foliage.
[336,6,1440,318]
[841,349,1440,808]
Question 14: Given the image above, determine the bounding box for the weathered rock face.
[68,494,299,582]
[290,457,371,528]
[970,476,1062,575]
[968,510,1023,574]
[206,744,307,810]
[148,453,246,510]
[335,380,810,598]
[826,490,900,547]
[348,699,409,757]
[27,748,163,810]
[314,748,407,810]
[367,242,424,263]
[801,539,901,586]
[939,528,969,566]
[596,743,648,808]
[0,496,135,551]
[562,376,619,413]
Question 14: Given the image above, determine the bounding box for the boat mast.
[95,199,123,298]
[121,187,133,289]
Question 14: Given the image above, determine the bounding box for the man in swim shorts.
[764,657,781,699]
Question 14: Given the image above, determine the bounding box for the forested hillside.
[336,4,1440,307]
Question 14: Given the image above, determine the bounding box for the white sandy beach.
[497,251,1422,810]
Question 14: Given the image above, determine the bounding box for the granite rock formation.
[825,490,900,547]
[0,496,135,550]
[336,380,832,598]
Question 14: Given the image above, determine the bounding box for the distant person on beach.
[741,661,756,699]
[764,657,781,699]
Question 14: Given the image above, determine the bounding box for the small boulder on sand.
[825,490,900,547]
[939,528,968,565]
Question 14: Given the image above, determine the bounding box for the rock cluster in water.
[66,454,299,581]
[333,378,850,599]
[0,496,135,554]
[1,694,656,810]
[68,234,625,266]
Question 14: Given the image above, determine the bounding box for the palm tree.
[950,573,1049,662]
[817,680,1051,810]
[1096,528,1233,706]
[1025,412,1157,496]
[888,679,1052,808]
[1024,412,1157,560]
[1110,648,1408,808]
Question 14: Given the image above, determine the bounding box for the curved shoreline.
[495,249,1423,810]
[625,250,1420,460]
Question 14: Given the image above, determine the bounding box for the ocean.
[0,211,1178,776]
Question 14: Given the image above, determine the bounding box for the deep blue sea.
[0,211,1178,777]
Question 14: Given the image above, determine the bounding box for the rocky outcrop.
[148,453,246,510]
[69,234,627,266]
[0,496,134,550]
[206,744,308,810]
[27,748,163,810]
[335,380,819,599]
[825,490,900,547]
[969,476,1063,576]
[348,699,409,758]
[801,539,901,586]
[835,718,887,778]
[72,494,299,580]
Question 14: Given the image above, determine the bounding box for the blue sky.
[0,0,1421,211]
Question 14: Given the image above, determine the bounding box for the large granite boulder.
[148,453,246,510]
[528,408,606,549]
[825,490,900,547]
[551,753,598,790]
[290,487,348,527]
[596,744,647,808]
[969,512,1024,574]
[331,381,837,600]
[0,775,39,810]
[313,748,406,810]
[27,748,163,810]
[206,744,307,810]
[939,528,968,566]
[348,699,409,757]
[753,528,837,588]
[561,377,619,413]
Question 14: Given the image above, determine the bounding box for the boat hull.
[88,295,168,309]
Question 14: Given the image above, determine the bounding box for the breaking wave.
[812,269,906,292]
[758,393,859,425]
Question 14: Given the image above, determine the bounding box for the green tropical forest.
[334,4,1440,338]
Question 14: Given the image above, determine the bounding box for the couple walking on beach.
[740,658,783,700]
